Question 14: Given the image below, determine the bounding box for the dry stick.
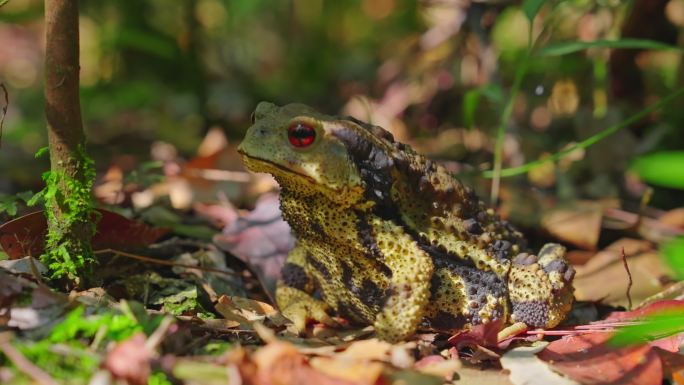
[93,248,240,276]
[145,316,175,352]
[0,83,8,148]
[0,334,59,385]
[621,246,633,310]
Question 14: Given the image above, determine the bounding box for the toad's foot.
[277,285,336,333]
[507,243,574,329]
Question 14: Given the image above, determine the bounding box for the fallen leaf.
[574,238,653,276]
[573,239,669,307]
[500,343,579,385]
[3,272,69,331]
[215,295,289,328]
[537,333,662,385]
[540,201,608,250]
[173,248,245,301]
[386,369,444,385]
[536,301,684,385]
[605,300,684,352]
[447,318,505,350]
[414,355,461,379]
[451,365,514,385]
[243,341,358,385]
[659,208,684,228]
[103,333,151,385]
[0,256,47,275]
[0,209,169,259]
[309,356,385,385]
[214,193,294,298]
[336,338,393,361]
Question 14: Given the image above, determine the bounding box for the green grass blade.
[538,38,681,56]
[481,87,684,178]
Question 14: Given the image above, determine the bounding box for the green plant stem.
[482,86,684,178]
[490,28,534,204]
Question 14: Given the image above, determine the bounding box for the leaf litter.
[1,135,684,385]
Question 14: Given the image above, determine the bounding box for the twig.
[621,247,633,310]
[93,248,240,276]
[0,83,8,149]
[183,168,252,182]
[145,316,175,352]
[0,0,10,8]
[0,333,59,385]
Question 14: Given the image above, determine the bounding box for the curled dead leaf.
[215,295,289,329]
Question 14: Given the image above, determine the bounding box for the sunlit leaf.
[631,151,684,190]
[663,237,684,279]
[610,309,684,347]
[0,196,17,216]
[538,39,681,56]
[522,0,546,23]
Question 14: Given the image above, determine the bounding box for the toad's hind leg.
[276,244,334,332]
[507,243,574,328]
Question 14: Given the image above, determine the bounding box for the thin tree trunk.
[44,0,95,285]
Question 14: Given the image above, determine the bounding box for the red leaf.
[536,300,684,385]
[605,300,684,322]
[103,333,151,385]
[538,333,662,385]
[0,209,169,259]
[447,318,505,349]
[604,300,684,352]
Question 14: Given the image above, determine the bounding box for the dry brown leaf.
[414,355,461,379]
[540,201,611,250]
[574,238,653,276]
[453,366,515,385]
[500,343,579,385]
[660,208,684,228]
[245,341,358,385]
[336,338,393,361]
[573,239,669,307]
[214,295,289,328]
[309,356,385,385]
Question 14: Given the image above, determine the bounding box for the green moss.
[3,305,162,384]
[33,144,98,281]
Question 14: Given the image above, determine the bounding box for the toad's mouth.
[238,150,362,204]
[238,150,322,187]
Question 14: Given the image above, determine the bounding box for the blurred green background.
[1,0,683,207]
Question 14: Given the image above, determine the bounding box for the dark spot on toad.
[306,254,331,281]
[281,263,308,291]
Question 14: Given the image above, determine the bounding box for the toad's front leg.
[371,218,434,342]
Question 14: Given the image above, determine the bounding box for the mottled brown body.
[238,102,574,341]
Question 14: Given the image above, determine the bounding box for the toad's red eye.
[287,123,316,148]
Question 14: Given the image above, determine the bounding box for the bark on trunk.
[44,0,95,285]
